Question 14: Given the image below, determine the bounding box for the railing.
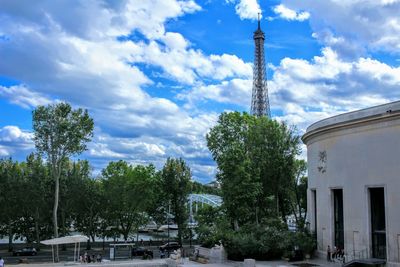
[343,248,369,263]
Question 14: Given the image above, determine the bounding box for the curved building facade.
[302,101,400,266]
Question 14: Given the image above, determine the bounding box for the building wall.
[304,107,400,267]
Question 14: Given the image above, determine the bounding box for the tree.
[32,102,93,261]
[20,154,52,247]
[288,160,308,230]
[0,159,24,251]
[102,161,157,241]
[161,158,191,244]
[207,112,301,228]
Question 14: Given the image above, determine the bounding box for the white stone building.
[302,101,400,266]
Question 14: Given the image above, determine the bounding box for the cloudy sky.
[1,0,400,183]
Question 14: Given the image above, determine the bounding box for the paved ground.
[7,257,343,267]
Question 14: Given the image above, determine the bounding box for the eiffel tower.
[250,14,271,118]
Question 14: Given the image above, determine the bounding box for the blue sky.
[1,0,400,183]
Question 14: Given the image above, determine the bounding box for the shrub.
[221,225,291,261]
[285,231,317,258]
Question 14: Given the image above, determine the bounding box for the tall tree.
[161,158,191,244]
[21,154,52,247]
[0,159,23,251]
[207,112,301,228]
[288,160,308,230]
[102,161,157,241]
[32,102,93,261]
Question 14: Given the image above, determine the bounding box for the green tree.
[19,154,52,247]
[161,158,191,244]
[288,160,308,230]
[32,102,93,261]
[190,181,221,196]
[102,161,157,241]
[207,112,301,228]
[0,159,24,251]
[206,112,260,228]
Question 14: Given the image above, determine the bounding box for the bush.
[284,231,316,260]
[221,225,291,261]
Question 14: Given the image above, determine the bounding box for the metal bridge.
[188,194,222,223]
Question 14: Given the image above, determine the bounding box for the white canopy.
[41,235,89,262]
[41,235,89,245]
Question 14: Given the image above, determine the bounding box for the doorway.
[370,187,386,259]
[333,189,344,249]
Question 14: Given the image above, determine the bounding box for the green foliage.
[102,160,158,241]
[287,231,316,255]
[33,103,94,159]
[203,112,312,261]
[0,155,54,250]
[206,112,301,227]
[218,225,290,261]
[195,206,229,248]
[32,102,93,261]
[190,181,221,196]
[161,158,191,244]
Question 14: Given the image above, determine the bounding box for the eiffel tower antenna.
[250,13,271,118]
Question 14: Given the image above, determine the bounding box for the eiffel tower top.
[254,13,265,39]
[250,12,271,118]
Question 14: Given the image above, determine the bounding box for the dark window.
[333,189,344,249]
[312,190,317,236]
[370,187,386,259]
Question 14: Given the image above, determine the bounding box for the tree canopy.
[207,112,301,228]
[32,102,94,261]
[161,158,192,244]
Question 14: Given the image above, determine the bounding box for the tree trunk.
[86,239,91,250]
[61,209,67,251]
[233,219,239,231]
[53,171,60,262]
[8,226,13,252]
[35,208,40,249]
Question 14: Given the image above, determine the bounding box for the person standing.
[327,245,331,262]
[0,256,4,267]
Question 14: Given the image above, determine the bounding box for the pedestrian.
[149,239,152,246]
[327,245,331,262]
[332,246,338,259]
[140,239,144,246]
[0,256,4,267]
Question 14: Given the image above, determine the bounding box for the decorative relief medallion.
[318,150,327,173]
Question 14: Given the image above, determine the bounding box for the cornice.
[302,105,400,145]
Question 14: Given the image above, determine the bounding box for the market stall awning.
[41,235,89,262]
[41,235,89,245]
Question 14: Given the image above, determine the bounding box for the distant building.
[302,101,400,266]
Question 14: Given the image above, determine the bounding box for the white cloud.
[0,146,9,156]
[0,126,33,144]
[128,36,252,84]
[283,0,400,55]
[0,126,34,157]
[269,47,400,132]
[272,4,310,21]
[0,0,225,182]
[234,0,262,20]
[0,85,53,108]
[179,78,252,107]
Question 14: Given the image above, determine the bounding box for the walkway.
[11,258,343,267]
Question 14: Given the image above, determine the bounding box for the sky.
[1,0,400,183]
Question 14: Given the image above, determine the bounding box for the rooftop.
[303,100,400,143]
